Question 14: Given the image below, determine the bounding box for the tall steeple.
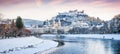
[46,19,50,26]
[52,17,55,26]
[58,19,61,26]
[11,19,15,28]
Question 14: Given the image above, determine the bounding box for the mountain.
[21,10,103,29]
[21,10,119,34]
[108,14,120,33]
[49,10,102,26]
[22,19,43,28]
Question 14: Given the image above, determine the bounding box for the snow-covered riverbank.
[41,34,120,40]
[0,36,58,54]
[0,34,119,54]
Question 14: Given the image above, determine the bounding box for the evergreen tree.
[16,16,24,29]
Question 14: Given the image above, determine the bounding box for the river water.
[39,35,120,54]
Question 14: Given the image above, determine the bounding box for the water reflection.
[43,39,120,54]
[111,40,120,54]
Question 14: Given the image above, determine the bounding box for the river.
[38,35,120,54]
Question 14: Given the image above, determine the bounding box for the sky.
[0,0,120,21]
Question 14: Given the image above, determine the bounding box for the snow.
[71,21,89,28]
[1,34,119,54]
[96,23,104,29]
[0,36,58,54]
[41,34,120,40]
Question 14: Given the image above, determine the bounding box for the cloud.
[88,0,120,9]
[0,0,24,4]
[48,0,64,5]
[0,0,120,21]
[35,0,43,7]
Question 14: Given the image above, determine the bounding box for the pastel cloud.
[35,0,43,7]
[0,0,120,8]
[0,0,31,5]
[48,0,64,5]
[0,0,120,21]
[89,0,120,10]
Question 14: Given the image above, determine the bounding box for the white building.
[71,21,89,28]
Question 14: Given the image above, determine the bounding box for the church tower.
[58,19,61,26]
[11,19,16,28]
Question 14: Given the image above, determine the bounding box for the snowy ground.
[41,34,120,40]
[0,36,58,54]
[0,34,119,54]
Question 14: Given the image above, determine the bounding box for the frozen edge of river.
[41,34,120,40]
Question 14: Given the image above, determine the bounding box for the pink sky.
[0,0,120,21]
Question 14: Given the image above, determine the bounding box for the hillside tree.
[16,16,24,29]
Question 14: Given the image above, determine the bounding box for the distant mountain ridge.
[22,10,120,34]
[22,19,43,28]
[43,10,103,26]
